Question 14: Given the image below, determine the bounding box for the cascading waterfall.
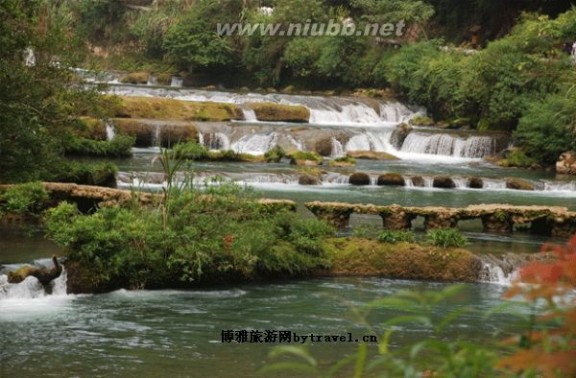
[400,132,495,158]
[200,132,230,150]
[331,138,345,158]
[170,77,183,88]
[231,132,278,155]
[344,131,395,152]
[240,107,258,122]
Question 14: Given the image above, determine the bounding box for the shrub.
[377,230,415,244]
[0,182,50,215]
[264,145,286,163]
[172,141,210,160]
[63,135,134,158]
[426,228,468,248]
[515,92,576,164]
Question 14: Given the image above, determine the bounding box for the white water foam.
[400,132,494,159]
[231,132,278,155]
[0,267,76,321]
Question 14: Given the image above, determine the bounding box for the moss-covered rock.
[346,151,400,160]
[116,96,243,121]
[328,156,356,167]
[113,119,198,148]
[248,102,310,123]
[349,172,371,186]
[120,71,150,84]
[505,178,535,191]
[377,173,405,186]
[322,237,481,282]
[409,115,435,126]
[289,151,323,166]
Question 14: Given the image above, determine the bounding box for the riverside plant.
[425,228,468,248]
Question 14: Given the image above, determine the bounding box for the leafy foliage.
[0,182,50,215]
[498,235,576,376]
[377,230,415,244]
[425,228,468,248]
[44,183,334,290]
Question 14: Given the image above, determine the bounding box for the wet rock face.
[469,177,484,189]
[556,151,576,175]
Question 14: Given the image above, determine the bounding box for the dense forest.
[1,0,576,183]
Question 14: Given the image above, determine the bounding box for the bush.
[172,141,210,160]
[51,162,118,187]
[0,182,50,215]
[44,184,334,291]
[426,228,468,248]
[515,93,576,164]
[264,145,286,163]
[377,230,415,244]
[63,135,134,158]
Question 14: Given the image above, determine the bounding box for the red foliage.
[499,235,576,377]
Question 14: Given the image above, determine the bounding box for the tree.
[0,0,110,183]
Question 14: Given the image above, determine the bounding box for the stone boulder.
[349,172,371,186]
[298,174,321,186]
[377,173,405,186]
[556,151,576,175]
[411,176,425,187]
[390,123,412,148]
[433,176,456,189]
[506,178,535,191]
[469,177,483,189]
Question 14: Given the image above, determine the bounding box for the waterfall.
[231,132,278,155]
[170,77,183,88]
[323,173,349,184]
[105,122,116,141]
[24,47,36,67]
[544,181,576,192]
[345,131,394,152]
[482,179,507,190]
[331,138,345,158]
[478,263,515,285]
[241,108,258,122]
[453,177,469,189]
[287,135,304,151]
[400,132,495,158]
[201,132,230,150]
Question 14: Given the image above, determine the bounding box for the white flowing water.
[400,132,495,159]
[231,132,278,155]
[105,122,116,141]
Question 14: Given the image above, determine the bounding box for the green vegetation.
[0,182,50,216]
[44,184,335,291]
[426,228,469,248]
[328,156,357,167]
[289,151,324,165]
[264,145,286,163]
[377,230,415,244]
[62,135,134,158]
